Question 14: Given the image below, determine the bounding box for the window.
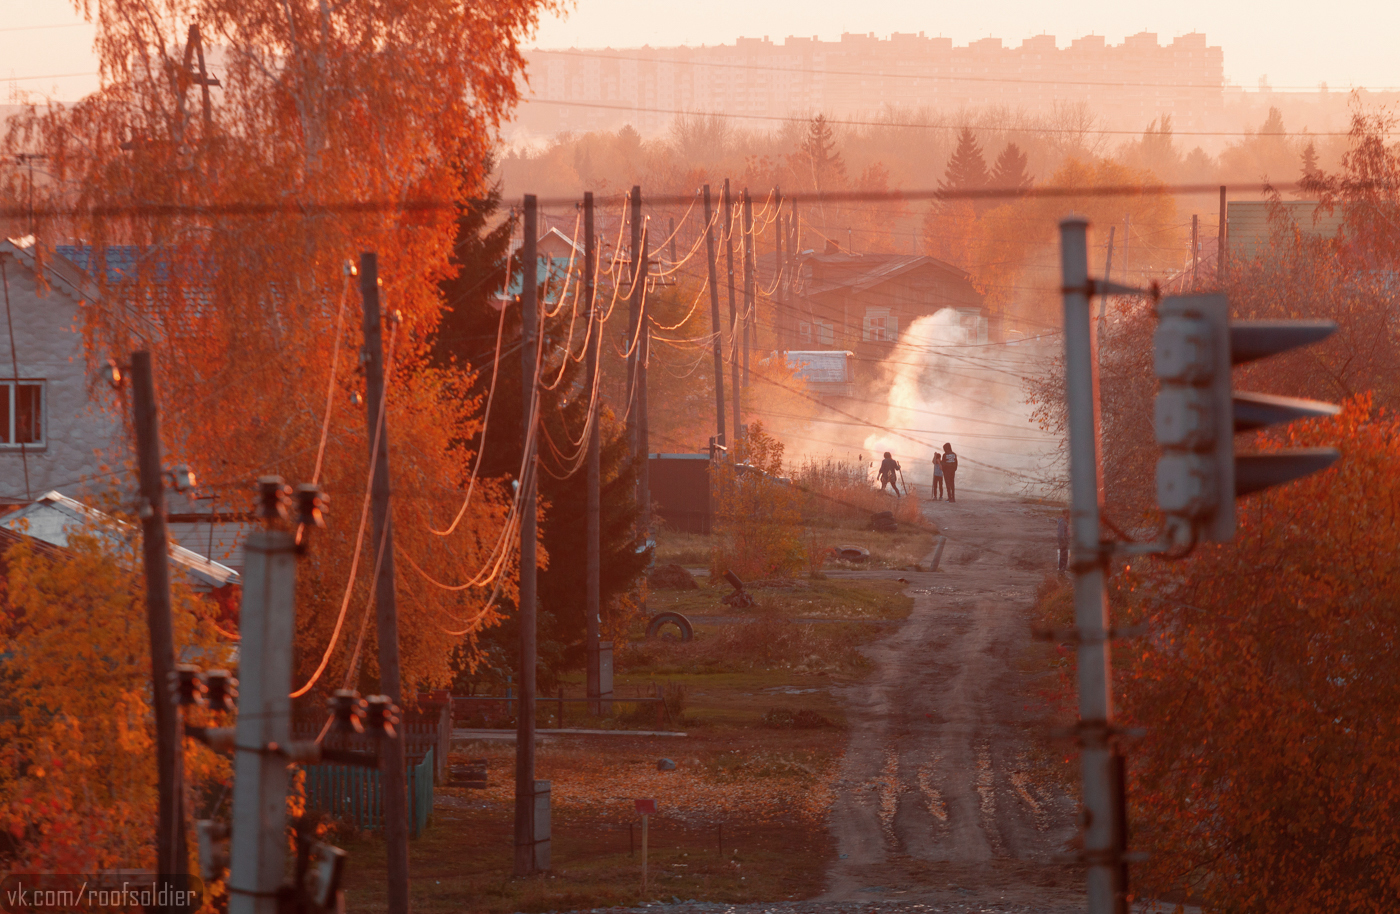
[863,309,898,342]
[798,321,835,346]
[0,381,44,446]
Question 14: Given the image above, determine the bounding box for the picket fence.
[302,748,434,837]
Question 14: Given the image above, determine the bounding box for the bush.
[710,423,805,579]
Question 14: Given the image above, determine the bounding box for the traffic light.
[1153,293,1340,542]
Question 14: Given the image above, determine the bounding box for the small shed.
[648,453,711,534]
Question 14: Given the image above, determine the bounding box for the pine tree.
[797,114,847,191]
[1301,140,1322,182]
[989,142,1033,191]
[939,127,990,194]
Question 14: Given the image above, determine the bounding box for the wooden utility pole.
[359,253,411,913]
[131,351,187,887]
[723,180,740,439]
[742,190,755,388]
[584,193,602,713]
[627,186,643,459]
[702,185,727,446]
[1192,214,1200,290]
[1218,185,1228,280]
[668,216,678,265]
[515,198,544,875]
[637,227,651,535]
[774,190,784,350]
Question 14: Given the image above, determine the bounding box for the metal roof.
[1,490,241,588]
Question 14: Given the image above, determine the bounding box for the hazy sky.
[6,0,1399,102]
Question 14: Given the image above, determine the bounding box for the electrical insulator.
[257,475,293,523]
[205,669,238,713]
[363,695,400,739]
[328,690,367,735]
[295,484,329,530]
[172,664,207,707]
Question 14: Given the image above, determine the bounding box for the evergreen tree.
[1301,140,1322,182]
[434,183,648,687]
[939,127,990,194]
[989,142,1033,191]
[796,114,847,191]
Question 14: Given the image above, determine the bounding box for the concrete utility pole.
[359,253,411,913]
[668,216,678,266]
[131,351,187,888]
[515,198,546,875]
[1059,218,1126,914]
[723,179,740,441]
[227,530,296,914]
[702,185,727,446]
[583,193,603,715]
[743,190,755,387]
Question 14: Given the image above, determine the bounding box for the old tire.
[646,611,694,642]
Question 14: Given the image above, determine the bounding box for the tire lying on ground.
[645,611,695,641]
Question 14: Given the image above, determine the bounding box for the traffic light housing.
[1153,293,1340,542]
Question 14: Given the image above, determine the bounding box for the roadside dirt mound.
[649,563,700,590]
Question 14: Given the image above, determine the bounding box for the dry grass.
[646,577,914,622]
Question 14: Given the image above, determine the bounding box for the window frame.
[0,379,46,449]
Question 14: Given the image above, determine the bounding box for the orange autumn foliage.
[2,0,560,696]
[1108,399,1400,909]
[0,528,228,872]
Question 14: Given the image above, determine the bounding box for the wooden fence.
[302,749,434,837]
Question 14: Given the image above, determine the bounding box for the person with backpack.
[878,451,902,495]
[931,451,945,500]
[940,442,959,502]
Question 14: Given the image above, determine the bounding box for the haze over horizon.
[5,0,1400,103]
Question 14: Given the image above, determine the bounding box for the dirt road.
[820,491,1083,911]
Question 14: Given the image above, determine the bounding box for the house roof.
[799,252,972,297]
[0,237,94,306]
[0,490,241,589]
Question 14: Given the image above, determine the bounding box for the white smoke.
[858,309,1063,497]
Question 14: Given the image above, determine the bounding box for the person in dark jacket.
[878,452,901,494]
[940,443,958,502]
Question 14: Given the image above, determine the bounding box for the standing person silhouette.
[940,443,959,502]
[878,452,902,495]
[931,451,944,500]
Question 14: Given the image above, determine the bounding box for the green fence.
[303,748,433,837]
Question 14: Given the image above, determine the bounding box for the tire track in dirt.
[820,492,1082,909]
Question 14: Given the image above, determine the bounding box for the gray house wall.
[0,241,121,505]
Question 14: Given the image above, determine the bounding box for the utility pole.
[515,197,544,875]
[1218,186,1228,281]
[627,186,643,461]
[637,227,651,535]
[1192,215,1200,290]
[1059,218,1124,914]
[360,253,411,913]
[668,215,678,266]
[774,190,784,350]
[227,530,296,914]
[1122,214,1131,288]
[702,185,727,446]
[1098,226,1115,370]
[131,351,187,888]
[723,180,740,441]
[742,190,755,388]
[583,193,602,714]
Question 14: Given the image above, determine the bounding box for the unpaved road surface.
[819,491,1082,912]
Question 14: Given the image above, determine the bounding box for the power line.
[521,98,1357,138]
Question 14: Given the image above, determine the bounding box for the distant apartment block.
[514,32,1225,137]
